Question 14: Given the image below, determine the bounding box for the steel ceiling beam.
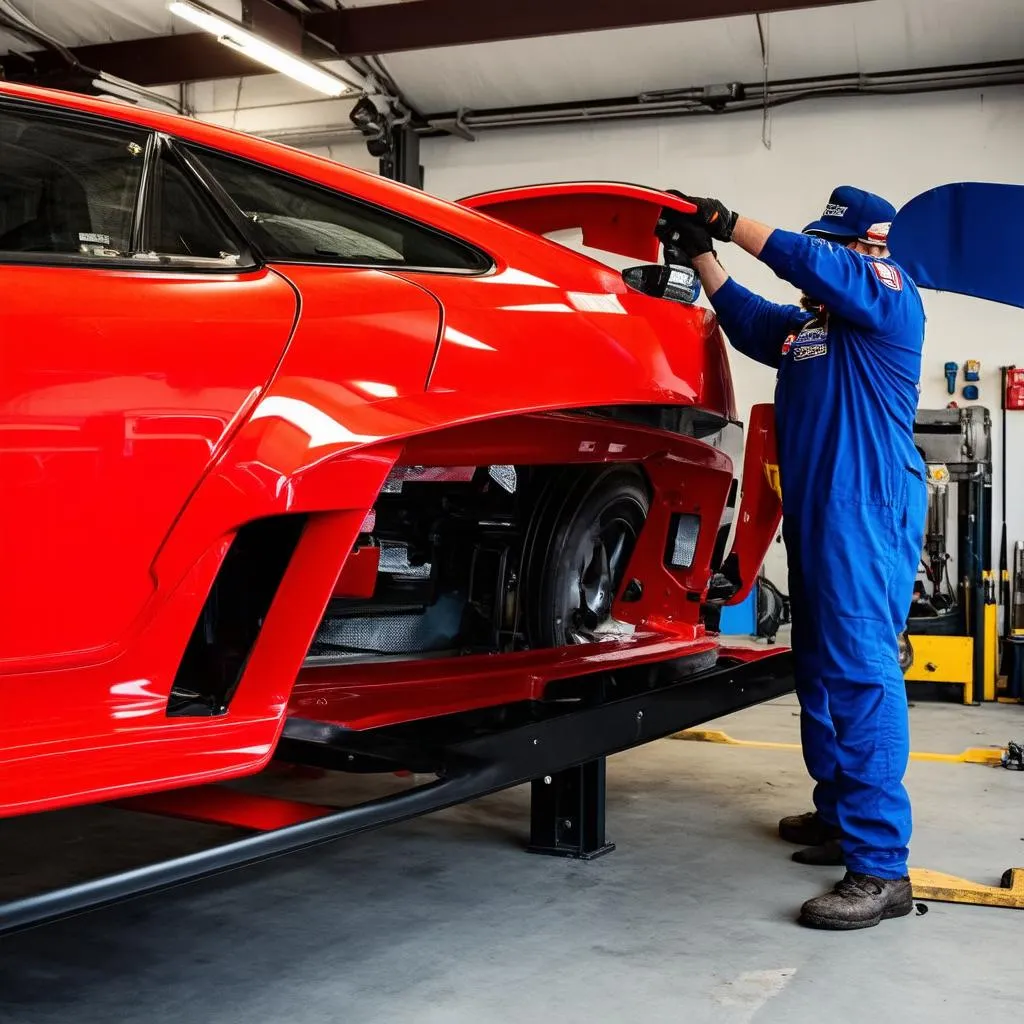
[1,0,866,87]
[306,0,864,57]
[0,32,259,86]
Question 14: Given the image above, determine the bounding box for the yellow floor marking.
[673,729,1006,765]
[910,867,1024,909]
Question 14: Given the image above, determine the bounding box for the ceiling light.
[168,0,362,97]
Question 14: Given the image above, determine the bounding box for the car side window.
[0,106,148,259]
[189,147,489,272]
[146,150,246,264]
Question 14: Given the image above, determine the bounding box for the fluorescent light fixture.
[168,0,362,97]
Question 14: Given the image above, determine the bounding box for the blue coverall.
[711,229,928,879]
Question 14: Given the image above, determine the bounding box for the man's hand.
[655,215,714,261]
[666,190,738,243]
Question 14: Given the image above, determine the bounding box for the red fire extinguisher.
[1007,366,1024,411]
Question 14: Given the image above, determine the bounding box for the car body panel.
[411,270,736,422]
[149,267,442,595]
[0,265,298,665]
[726,402,783,605]
[0,508,369,817]
[291,633,721,731]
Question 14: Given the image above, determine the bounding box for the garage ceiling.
[383,0,1024,112]
[0,0,1020,121]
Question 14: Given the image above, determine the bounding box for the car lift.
[0,646,793,935]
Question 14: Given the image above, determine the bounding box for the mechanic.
[657,187,927,931]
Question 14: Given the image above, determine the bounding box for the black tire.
[522,466,649,648]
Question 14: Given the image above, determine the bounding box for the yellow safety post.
[983,571,998,701]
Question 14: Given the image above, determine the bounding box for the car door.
[0,100,298,668]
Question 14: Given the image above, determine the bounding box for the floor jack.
[910,867,1024,910]
[910,740,1024,906]
[676,729,1024,911]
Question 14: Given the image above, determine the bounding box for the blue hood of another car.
[889,182,1024,310]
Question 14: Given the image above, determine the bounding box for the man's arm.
[692,252,807,370]
[690,251,731,298]
[731,217,774,259]
[731,217,893,330]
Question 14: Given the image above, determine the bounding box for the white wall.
[418,87,1024,585]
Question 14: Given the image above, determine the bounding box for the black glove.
[655,213,714,262]
[666,190,738,242]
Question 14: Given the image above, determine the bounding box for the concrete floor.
[1,695,1022,1023]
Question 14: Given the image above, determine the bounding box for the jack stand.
[527,758,615,860]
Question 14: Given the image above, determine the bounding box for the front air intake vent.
[168,515,307,716]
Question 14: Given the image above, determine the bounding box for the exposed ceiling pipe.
[447,60,1024,133]
[253,59,1023,149]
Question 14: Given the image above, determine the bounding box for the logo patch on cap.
[823,203,849,218]
[870,261,903,291]
[864,221,891,243]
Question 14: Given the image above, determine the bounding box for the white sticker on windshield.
[79,232,111,245]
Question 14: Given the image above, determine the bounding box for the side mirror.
[622,263,702,305]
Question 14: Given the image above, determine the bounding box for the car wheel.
[523,466,649,648]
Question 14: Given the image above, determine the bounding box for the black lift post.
[528,758,615,859]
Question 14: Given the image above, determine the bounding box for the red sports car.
[0,82,783,836]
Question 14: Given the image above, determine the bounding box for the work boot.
[792,838,844,866]
[778,810,842,847]
[798,872,914,930]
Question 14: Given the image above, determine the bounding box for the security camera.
[349,95,385,136]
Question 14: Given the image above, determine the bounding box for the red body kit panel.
[0,82,779,818]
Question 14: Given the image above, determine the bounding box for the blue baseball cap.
[802,185,896,244]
